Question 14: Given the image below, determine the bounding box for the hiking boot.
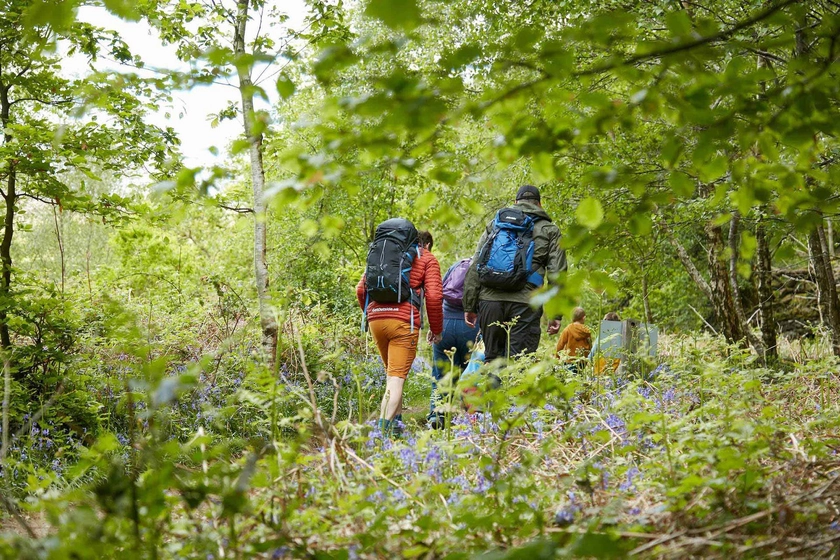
[391,414,405,438]
[427,414,445,430]
[377,418,392,437]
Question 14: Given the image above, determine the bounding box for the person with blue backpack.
[426,256,480,429]
[462,185,567,365]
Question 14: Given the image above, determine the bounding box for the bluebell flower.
[473,475,491,494]
[398,447,418,472]
[653,363,670,376]
[534,420,545,441]
[553,507,575,526]
[368,490,386,503]
[620,466,640,491]
[448,475,470,492]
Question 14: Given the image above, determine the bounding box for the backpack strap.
[527,271,544,286]
[361,291,370,333]
[525,215,549,286]
[418,287,425,332]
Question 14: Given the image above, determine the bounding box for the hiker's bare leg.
[384,376,406,420]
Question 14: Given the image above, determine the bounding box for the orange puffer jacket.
[356,249,444,335]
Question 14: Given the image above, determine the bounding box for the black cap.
[516,185,541,201]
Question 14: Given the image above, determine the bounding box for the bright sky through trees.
[63,2,307,170]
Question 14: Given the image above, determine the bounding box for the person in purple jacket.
[426,256,480,429]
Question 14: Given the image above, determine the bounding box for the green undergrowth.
[2,334,840,559]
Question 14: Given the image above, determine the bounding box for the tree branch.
[19,193,57,205]
[8,97,74,107]
[218,203,254,214]
[660,217,714,301]
[567,0,799,78]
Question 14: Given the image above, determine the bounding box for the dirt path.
[0,510,50,539]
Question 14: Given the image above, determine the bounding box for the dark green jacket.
[462,201,567,312]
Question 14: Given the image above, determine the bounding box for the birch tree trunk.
[234,0,278,364]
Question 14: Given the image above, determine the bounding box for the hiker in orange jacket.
[357,230,444,433]
[556,306,592,373]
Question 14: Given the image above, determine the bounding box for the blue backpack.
[475,208,544,291]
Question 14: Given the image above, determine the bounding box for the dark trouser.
[430,317,480,417]
[478,300,542,362]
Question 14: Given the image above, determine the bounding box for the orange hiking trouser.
[369,319,419,379]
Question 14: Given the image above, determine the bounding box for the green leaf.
[441,44,481,70]
[103,0,140,21]
[300,219,319,238]
[741,231,757,260]
[276,73,296,100]
[463,198,484,215]
[696,155,728,182]
[661,134,684,168]
[431,205,461,226]
[264,183,300,207]
[531,152,555,182]
[757,133,779,161]
[732,185,756,215]
[402,545,429,558]
[575,197,604,229]
[569,530,631,559]
[541,41,574,76]
[94,433,121,453]
[781,126,815,148]
[628,212,652,236]
[415,191,438,215]
[365,0,422,30]
[232,139,252,154]
[24,0,78,30]
[665,10,692,36]
[320,215,345,238]
[669,172,695,197]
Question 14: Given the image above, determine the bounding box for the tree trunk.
[662,217,745,344]
[663,221,713,302]
[809,221,840,357]
[706,222,747,345]
[0,83,15,366]
[755,214,778,363]
[794,8,839,355]
[641,271,653,324]
[0,173,14,354]
[728,212,766,361]
[808,235,826,325]
[234,0,278,365]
